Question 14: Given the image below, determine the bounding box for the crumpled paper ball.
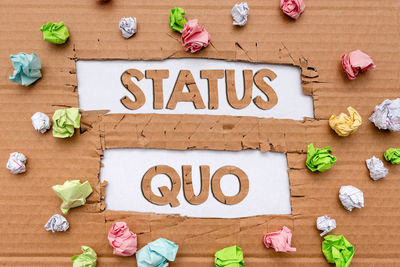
[40,21,70,44]
[306,143,337,172]
[215,245,244,267]
[339,185,364,211]
[9,52,42,86]
[52,107,81,138]
[232,2,250,26]
[108,222,137,256]
[119,17,137,38]
[322,235,354,267]
[44,214,69,232]
[316,215,336,236]
[170,7,187,32]
[52,180,93,214]
[31,112,51,133]
[136,238,178,267]
[329,107,362,137]
[366,156,388,180]
[280,0,305,20]
[369,98,400,131]
[342,50,375,80]
[181,19,211,53]
[6,152,27,174]
[71,246,97,267]
[384,148,400,164]
[263,226,296,253]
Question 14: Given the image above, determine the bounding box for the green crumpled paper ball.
[215,245,244,267]
[52,107,81,138]
[384,148,400,164]
[170,7,187,32]
[52,180,93,214]
[71,246,97,267]
[306,143,337,172]
[322,235,354,267]
[40,21,69,44]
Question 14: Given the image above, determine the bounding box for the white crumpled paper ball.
[232,2,250,26]
[31,112,51,133]
[316,215,336,236]
[339,185,364,211]
[6,152,27,174]
[119,17,137,38]
[366,156,388,181]
[369,98,400,131]
[44,214,69,232]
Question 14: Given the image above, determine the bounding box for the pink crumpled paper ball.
[108,222,137,256]
[280,0,305,20]
[342,50,375,80]
[181,19,210,53]
[263,226,296,253]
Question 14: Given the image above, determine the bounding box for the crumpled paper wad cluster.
[71,246,97,267]
[339,185,364,211]
[170,7,187,32]
[6,152,27,174]
[136,238,178,267]
[52,107,81,138]
[40,21,69,44]
[214,245,244,267]
[108,222,137,256]
[9,52,42,86]
[369,98,400,131]
[263,226,296,253]
[306,144,337,172]
[384,148,400,164]
[44,214,69,232]
[329,107,362,137]
[181,19,211,53]
[231,2,250,26]
[322,235,354,267]
[342,50,375,80]
[52,180,93,214]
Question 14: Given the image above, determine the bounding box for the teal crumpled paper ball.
[136,238,178,267]
[9,52,42,86]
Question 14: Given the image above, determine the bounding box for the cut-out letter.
[145,70,169,109]
[141,165,181,207]
[166,70,206,109]
[120,69,146,110]
[182,165,210,205]
[211,165,249,205]
[253,69,278,110]
[226,69,253,109]
[200,70,224,109]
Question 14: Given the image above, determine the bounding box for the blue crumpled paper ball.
[136,238,179,267]
[9,52,42,86]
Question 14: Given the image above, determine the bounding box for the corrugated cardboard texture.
[0,0,399,266]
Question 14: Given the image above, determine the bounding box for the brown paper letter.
[225,69,253,109]
[200,70,224,109]
[211,166,249,205]
[141,165,181,207]
[166,70,206,109]
[120,69,146,110]
[145,70,169,109]
[253,69,278,110]
[182,165,210,205]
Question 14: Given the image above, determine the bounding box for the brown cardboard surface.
[0,0,400,266]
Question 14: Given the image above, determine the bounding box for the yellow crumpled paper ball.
[329,106,362,136]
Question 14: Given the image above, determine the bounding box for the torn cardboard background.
[0,0,399,266]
